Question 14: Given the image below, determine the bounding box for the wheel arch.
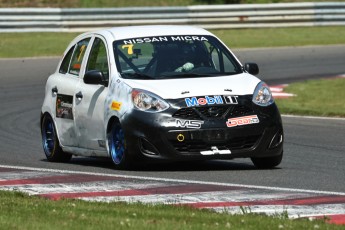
[40,111,52,127]
[106,116,121,135]
[40,112,63,148]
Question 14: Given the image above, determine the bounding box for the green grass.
[0,33,79,58]
[1,26,345,58]
[211,27,345,48]
[275,78,345,117]
[0,191,341,230]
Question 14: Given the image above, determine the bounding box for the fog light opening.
[139,138,160,155]
[269,132,283,149]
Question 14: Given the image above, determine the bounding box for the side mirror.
[244,63,259,76]
[84,70,108,86]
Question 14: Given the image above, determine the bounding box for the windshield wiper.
[121,72,155,80]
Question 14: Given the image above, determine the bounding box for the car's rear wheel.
[251,151,283,169]
[108,121,131,169]
[41,114,72,162]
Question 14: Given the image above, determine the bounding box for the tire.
[41,114,72,162]
[107,121,131,169]
[251,151,283,169]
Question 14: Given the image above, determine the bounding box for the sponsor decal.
[123,36,208,45]
[185,96,223,107]
[185,95,239,107]
[200,146,231,155]
[72,63,81,70]
[170,36,208,42]
[56,94,73,120]
[226,115,259,128]
[223,95,238,104]
[176,120,204,129]
[110,101,122,111]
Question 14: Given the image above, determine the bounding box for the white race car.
[40,25,283,169]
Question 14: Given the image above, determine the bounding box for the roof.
[99,25,213,41]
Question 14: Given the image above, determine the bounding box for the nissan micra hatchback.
[41,25,283,169]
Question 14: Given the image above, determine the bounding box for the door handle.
[52,86,58,94]
[76,91,83,100]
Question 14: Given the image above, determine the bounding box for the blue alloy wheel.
[42,116,56,157]
[41,115,71,162]
[109,123,126,165]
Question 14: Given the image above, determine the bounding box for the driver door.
[53,37,90,147]
[74,36,109,150]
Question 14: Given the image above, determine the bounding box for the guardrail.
[1,2,345,32]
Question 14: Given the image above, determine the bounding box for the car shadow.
[41,157,281,172]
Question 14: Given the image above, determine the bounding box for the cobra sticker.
[176,119,204,129]
[185,95,238,107]
[226,115,259,128]
[56,94,73,120]
[110,101,122,111]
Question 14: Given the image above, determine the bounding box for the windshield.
[113,35,243,80]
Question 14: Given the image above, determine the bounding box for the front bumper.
[121,95,283,161]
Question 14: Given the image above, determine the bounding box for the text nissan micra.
[40,25,284,169]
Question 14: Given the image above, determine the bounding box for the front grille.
[228,105,254,117]
[172,108,202,120]
[195,106,229,118]
[173,105,254,120]
[172,134,261,153]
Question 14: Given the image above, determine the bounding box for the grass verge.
[275,78,345,117]
[1,26,345,58]
[0,190,340,230]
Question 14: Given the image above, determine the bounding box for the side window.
[223,53,236,73]
[207,44,221,71]
[86,38,109,81]
[59,46,75,74]
[205,41,238,73]
[69,38,90,76]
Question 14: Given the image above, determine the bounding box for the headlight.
[132,89,169,112]
[252,81,274,106]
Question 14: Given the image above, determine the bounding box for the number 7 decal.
[122,44,134,55]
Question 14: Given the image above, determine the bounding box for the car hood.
[121,73,261,99]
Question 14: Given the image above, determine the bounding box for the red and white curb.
[0,165,344,225]
[335,74,345,79]
[269,85,295,99]
[269,74,345,99]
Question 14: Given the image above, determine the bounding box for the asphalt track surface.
[0,45,344,194]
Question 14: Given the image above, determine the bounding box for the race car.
[40,25,283,169]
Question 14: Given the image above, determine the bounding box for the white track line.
[1,164,344,196]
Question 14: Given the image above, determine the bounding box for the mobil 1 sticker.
[185,95,238,107]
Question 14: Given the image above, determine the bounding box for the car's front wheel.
[108,121,131,169]
[41,114,72,162]
[251,151,283,169]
